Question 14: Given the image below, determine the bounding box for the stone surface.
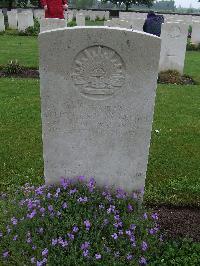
[0,13,5,31]
[7,10,18,29]
[130,18,145,31]
[40,18,66,33]
[39,27,161,192]
[18,11,34,32]
[104,19,131,29]
[159,22,188,74]
[34,9,44,21]
[191,21,200,44]
[76,13,85,26]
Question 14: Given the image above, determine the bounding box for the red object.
[41,0,67,19]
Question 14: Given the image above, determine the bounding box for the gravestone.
[159,22,188,74]
[7,10,18,29]
[89,12,96,22]
[40,18,66,33]
[39,27,161,192]
[104,19,131,29]
[0,13,5,31]
[131,18,145,31]
[18,12,34,32]
[76,13,85,26]
[105,11,110,20]
[191,21,200,44]
[34,9,44,22]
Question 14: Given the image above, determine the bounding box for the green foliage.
[71,0,94,9]
[17,0,28,8]
[158,70,196,85]
[67,20,77,27]
[1,60,23,75]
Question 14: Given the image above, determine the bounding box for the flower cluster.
[0,177,163,265]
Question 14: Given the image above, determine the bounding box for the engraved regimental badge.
[72,46,125,99]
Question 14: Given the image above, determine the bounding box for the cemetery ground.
[0,33,200,264]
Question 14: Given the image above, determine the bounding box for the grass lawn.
[0,34,38,68]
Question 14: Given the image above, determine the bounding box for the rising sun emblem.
[72,46,125,99]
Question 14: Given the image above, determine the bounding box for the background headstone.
[39,27,161,192]
[159,22,188,74]
[7,10,18,29]
[191,21,200,45]
[40,18,66,33]
[0,13,5,32]
[18,11,34,32]
[76,13,85,26]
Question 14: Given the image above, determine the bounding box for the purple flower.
[52,238,58,246]
[114,215,120,221]
[143,213,148,220]
[62,202,68,209]
[48,205,53,212]
[11,217,18,225]
[114,251,119,257]
[78,176,85,182]
[13,235,18,241]
[84,220,91,231]
[3,251,9,258]
[77,197,88,203]
[57,211,61,217]
[127,204,133,212]
[60,240,68,247]
[36,261,43,266]
[81,242,90,250]
[87,177,95,192]
[127,254,133,260]
[83,249,89,257]
[27,237,32,244]
[95,253,101,260]
[72,226,79,233]
[27,209,37,219]
[149,228,156,235]
[69,188,77,195]
[32,245,36,250]
[31,257,35,264]
[151,213,159,220]
[46,193,51,199]
[107,205,116,214]
[125,230,132,236]
[99,204,104,209]
[60,178,70,189]
[132,192,138,199]
[116,188,126,199]
[67,233,74,240]
[40,207,45,213]
[111,233,118,240]
[130,224,136,230]
[139,257,147,265]
[142,241,148,251]
[42,248,48,256]
[35,186,43,195]
[0,232,3,237]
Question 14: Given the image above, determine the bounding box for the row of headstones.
[104,18,200,74]
[0,9,34,31]
[39,27,161,192]
[0,9,110,32]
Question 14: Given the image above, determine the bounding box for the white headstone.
[191,21,200,44]
[105,11,110,20]
[159,22,188,74]
[39,27,161,192]
[89,12,96,22]
[76,13,85,26]
[18,12,34,32]
[0,13,5,31]
[131,18,145,31]
[7,10,18,29]
[34,9,44,22]
[40,18,66,33]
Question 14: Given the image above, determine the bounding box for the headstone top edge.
[39,26,161,40]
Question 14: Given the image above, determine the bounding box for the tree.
[102,0,155,11]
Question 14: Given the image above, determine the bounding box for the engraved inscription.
[72,46,125,99]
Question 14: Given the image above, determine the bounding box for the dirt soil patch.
[0,69,39,79]
[153,206,200,242]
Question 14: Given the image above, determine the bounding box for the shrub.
[187,42,200,51]
[67,20,77,27]
[158,70,196,85]
[0,177,163,265]
[2,60,24,76]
